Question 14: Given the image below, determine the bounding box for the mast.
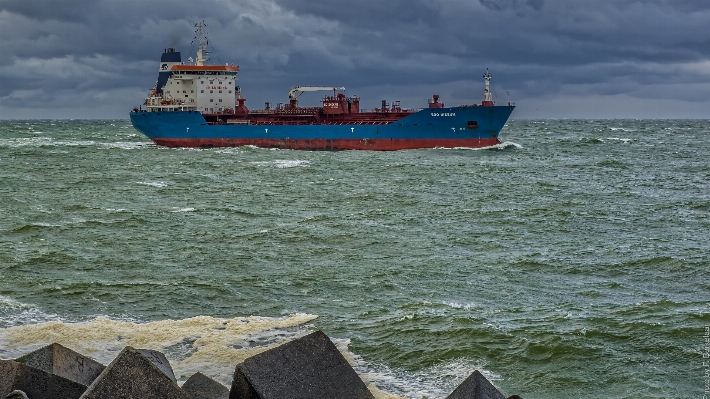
[483,69,492,103]
[482,68,494,106]
[194,21,209,66]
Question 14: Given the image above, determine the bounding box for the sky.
[1,0,709,119]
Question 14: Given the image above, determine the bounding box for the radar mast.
[483,69,492,103]
[193,21,209,66]
[482,68,494,106]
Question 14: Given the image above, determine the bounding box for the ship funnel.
[156,49,181,95]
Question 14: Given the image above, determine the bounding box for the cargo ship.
[130,22,515,150]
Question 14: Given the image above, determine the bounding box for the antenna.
[483,69,492,101]
[193,21,209,66]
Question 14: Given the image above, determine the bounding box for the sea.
[0,119,708,399]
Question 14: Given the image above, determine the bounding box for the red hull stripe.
[152,138,502,150]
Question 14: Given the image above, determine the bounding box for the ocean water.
[0,119,708,398]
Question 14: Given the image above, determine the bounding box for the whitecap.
[100,142,149,150]
[170,207,195,213]
[0,296,62,330]
[333,337,501,399]
[137,181,167,188]
[251,160,310,168]
[438,141,522,150]
[51,140,97,147]
[606,137,632,143]
[30,222,62,227]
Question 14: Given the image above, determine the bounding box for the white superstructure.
[144,21,239,114]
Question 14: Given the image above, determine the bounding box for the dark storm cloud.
[1,0,709,119]
[479,0,545,11]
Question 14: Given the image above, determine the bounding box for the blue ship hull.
[130,105,514,150]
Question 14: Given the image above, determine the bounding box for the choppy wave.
[137,181,168,187]
[0,134,148,150]
[251,160,310,168]
[0,139,149,150]
[1,119,708,398]
[99,142,150,150]
[0,296,63,329]
[436,141,522,151]
[170,207,196,213]
[352,351,497,399]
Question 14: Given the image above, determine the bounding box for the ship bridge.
[170,65,239,75]
[160,65,240,114]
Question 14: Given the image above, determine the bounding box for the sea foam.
[0,314,317,386]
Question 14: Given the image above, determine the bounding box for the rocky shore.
[1,330,522,399]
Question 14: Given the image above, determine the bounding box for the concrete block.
[15,343,105,386]
[182,372,229,399]
[229,330,374,399]
[446,370,506,399]
[135,349,177,383]
[0,360,87,399]
[79,346,189,399]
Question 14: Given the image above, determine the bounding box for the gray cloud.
[1,0,709,119]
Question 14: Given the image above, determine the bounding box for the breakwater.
[1,332,521,399]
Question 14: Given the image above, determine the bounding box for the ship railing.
[359,108,421,113]
[146,104,198,112]
[248,108,422,114]
[323,121,394,125]
[457,102,515,107]
[250,108,320,115]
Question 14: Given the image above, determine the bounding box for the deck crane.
[288,86,345,107]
